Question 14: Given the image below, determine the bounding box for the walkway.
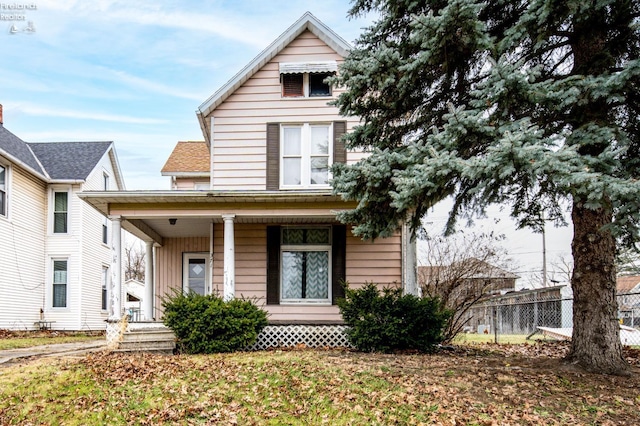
[0,339,107,366]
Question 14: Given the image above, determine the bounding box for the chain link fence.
[466,290,640,346]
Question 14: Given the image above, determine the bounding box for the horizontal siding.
[151,223,402,323]
[0,166,47,330]
[155,236,210,318]
[211,29,359,191]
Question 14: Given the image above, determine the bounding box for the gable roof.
[617,275,640,293]
[196,11,352,145]
[28,141,114,181]
[161,141,210,176]
[0,124,46,177]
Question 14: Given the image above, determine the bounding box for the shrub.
[337,283,450,353]
[162,291,268,354]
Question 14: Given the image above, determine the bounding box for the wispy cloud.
[103,68,202,101]
[11,102,167,125]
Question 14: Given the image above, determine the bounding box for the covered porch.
[79,190,417,327]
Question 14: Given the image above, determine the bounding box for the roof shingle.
[27,141,112,180]
[161,141,209,174]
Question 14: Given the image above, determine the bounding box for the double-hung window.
[281,123,332,188]
[101,266,109,311]
[52,259,68,308]
[0,164,6,217]
[53,190,68,233]
[266,225,346,306]
[281,227,331,303]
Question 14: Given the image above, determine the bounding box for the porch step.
[114,327,176,354]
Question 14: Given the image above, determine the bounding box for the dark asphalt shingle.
[27,141,112,180]
[0,125,44,175]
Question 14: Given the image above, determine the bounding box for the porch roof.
[79,190,355,244]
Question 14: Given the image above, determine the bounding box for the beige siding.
[155,236,210,317]
[153,224,402,323]
[210,30,360,191]
[346,231,403,289]
[0,165,47,330]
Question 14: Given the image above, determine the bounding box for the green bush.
[337,283,450,353]
[162,291,268,354]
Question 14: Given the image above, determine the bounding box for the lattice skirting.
[246,325,353,350]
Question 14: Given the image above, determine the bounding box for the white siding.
[211,30,360,190]
[0,164,47,330]
[77,151,121,330]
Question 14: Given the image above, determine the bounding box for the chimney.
[0,104,3,125]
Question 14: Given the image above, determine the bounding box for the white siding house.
[0,107,125,330]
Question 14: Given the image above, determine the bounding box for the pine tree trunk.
[566,200,629,374]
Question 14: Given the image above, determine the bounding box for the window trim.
[280,72,333,98]
[101,265,110,312]
[279,226,332,305]
[0,162,8,218]
[50,186,71,235]
[182,252,210,295]
[102,217,109,246]
[51,258,69,309]
[103,171,110,191]
[279,122,333,189]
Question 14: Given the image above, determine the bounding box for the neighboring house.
[418,258,519,300]
[80,12,417,330]
[0,105,125,330]
[125,279,145,321]
[467,285,574,334]
[161,141,210,190]
[617,276,640,327]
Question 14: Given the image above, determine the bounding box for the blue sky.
[1,0,373,190]
[1,0,573,284]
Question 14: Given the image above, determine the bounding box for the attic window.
[280,61,337,98]
[282,73,304,97]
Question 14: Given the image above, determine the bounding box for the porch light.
[169,218,177,225]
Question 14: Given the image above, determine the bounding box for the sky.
[1,0,574,286]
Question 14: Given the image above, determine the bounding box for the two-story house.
[0,105,125,330]
[80,13,417,344]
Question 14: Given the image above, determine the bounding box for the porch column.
[402,221,418,296]
[222,214,235,301]
[143,241,154,320]
[110,215,123,320]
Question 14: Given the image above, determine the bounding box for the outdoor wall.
[153,224,402,323]
[0,164,46,330]
[210,30,362,191]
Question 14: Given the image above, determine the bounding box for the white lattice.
[105,317,128,348]
[247,325,353,350]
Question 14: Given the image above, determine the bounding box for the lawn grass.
[452,332,553,345]
[0,333,102,350]
[0,349,638,425]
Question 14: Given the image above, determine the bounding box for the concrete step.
[114,327,176,353]
[116,339,176,354]
[121,330,176,343]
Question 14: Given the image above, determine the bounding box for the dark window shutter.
[266,123,280,190]
[266,226,281,305]
[332,224,347,304]
[282,73,304,97]
[333,121,347,164]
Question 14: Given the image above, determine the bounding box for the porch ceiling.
[78,190,355,244]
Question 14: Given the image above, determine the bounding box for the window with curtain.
[53,260,68,308]
[53,191,68,233]
[281,227,331,303]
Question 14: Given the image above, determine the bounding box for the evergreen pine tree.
[332,0,640,374]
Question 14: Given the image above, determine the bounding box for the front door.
[183,253,210,295]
